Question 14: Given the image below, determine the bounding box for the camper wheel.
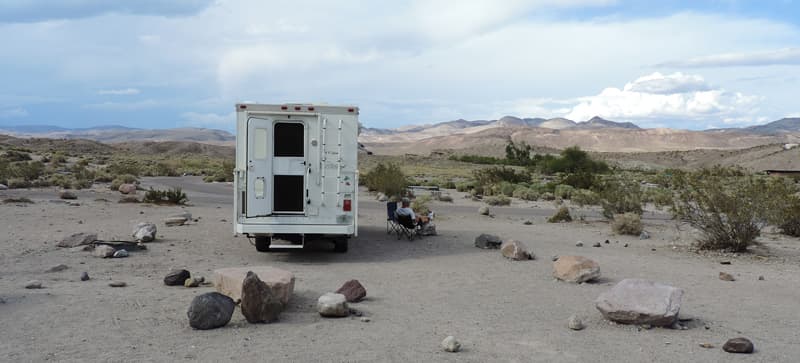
[333,238,348,253]
[255,236,271,252]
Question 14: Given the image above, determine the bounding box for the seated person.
[394,198,417,223]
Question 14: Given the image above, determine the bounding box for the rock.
[164,217,188,227]
[568,315,585,330]
[80,272,90,281]
[474,234,502,249]
[360,317,371,323]
[335,280,367,302]
[758,275,765,281]
[109,281,127,287]
[376,193,387,202]
[723,337,754,354]
[720,261,732,265]
[184,276,204,287]
[68,202,80,207]
[46,264,69,273]
[523,220,533,225]
[0,183,7,190]
[595,278,684,327]
[56,232,97,248]
[118,183,137,194]
[164,269,191,286]
[575,241,584,247]
[639,231,651,240]
[132,222,157,242]
[59,191,77,200]
[553,256,600,283]
[623,243,629,248]
[441,336,461,353]
[24,280,43,289]
[241,271,285,323]
[187,292,236,330]
[500,239,532,260]
[699,343,714,349]
[551,255,559,261]
[719,272,735,281]
[478,206,490,215]
[113,249,129,258]
[317,293,349,317]
[213,266,295,305]
[592,242,602,248]
[93,245,116,258]
[171,212,193,220]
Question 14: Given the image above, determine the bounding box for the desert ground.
[2,176,799,362]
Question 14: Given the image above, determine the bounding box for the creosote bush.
[143,187,188,205]
[363,162,408,199]
[612,213,643,235]
[599,178,643,219]
[548,206,572,223]
[484,195,511,206]
[571,189,600,206]
[110,174,138,191]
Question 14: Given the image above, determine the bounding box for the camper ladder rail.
[320,118,327,205]
[336,119,343,207]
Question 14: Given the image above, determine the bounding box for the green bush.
[2,150,31,162]
[571,189,600,206]
[561,172,601,190]
[110,174,138,190]
[412,195,432,214]
[107,159,143,176]
[554,184,575,199]
[499,182,516,197]
[473,166,530,186]
[643,187,673,210]
[612,213,643,235]
[455,181,474,192]
[542,146,609,174]
[548,206,572,223]
[599,179,643,219]
[7,179,32,189]
[484,195,511,206]
[363,162,408,198]
[765,179,800,237]
[143,187,188,205]
[512,187,539,201]
[541,192,555,201]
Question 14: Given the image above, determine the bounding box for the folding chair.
[386,202,401,235]
[395,213,420,241]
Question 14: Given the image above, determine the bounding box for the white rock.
[568,315,585,330]
[441,336,461,352]
[317,293,349,317]
[113,249,129,258]
[595,278,684,327]
[553,256,600,283]
[132,222,157,242]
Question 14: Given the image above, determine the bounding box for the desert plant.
[554,184,575,199]
[599,178,643,219]
[512,187,539,201]
[643,187,674,210]
[455,181,474,192]
[484,195,511,206]
[541,192,556,201]
[612,213,643,235]
[499,181,516,197]
[363,162,408,198]
[412,195,432,215]
[3,197,34,204]
[472,166,529,187]
[764,178,800,237]
[571,189,600,206]
[548,206,572,223]
[143,187,188,205]
[437,194,454,202]
[2,150,32,162]
[110,174,138,190]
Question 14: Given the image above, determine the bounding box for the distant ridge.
[0,125,234,145]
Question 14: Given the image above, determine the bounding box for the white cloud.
[97,88,140,95]
[82,99,158,110]
[181,111,235,126]
[659,48,800,68]
[0,107,28,118]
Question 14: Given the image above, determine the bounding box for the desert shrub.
[363,162,408,198]
[571,189,600,206]
[203,160,234,182]
[412,195,432,214]
[437,194,454,202]
[118,196,141,203]
[599,178,643,219]
[455,181,474,192]
[499,182,516,197]
[473,166,529,186]
[3,197,33,204]
[541,192,555,201]
[643,187,673,210]
[671,169,774,252]
[442,180,456,189]
[50,152,68,164]
[765,178,800,237]
[612,213,643,235]
[484,195,511,206]
[561,172,601,190]
[106,159,143,176]
[7,178,32,189]
[110,174,138,190]
[512,187,539,201]
[48,174,73,189]
[2,150,31,162]
[541,146,609,174]
[548,206,572,223]
[93,173,114,183]
[153,162,179,177]
[9,161,45,181]
[143,187,188,205]
[554,184,575,199]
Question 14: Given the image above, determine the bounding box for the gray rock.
[639,231,651,240]
[0,184,7,190]
[723,337,754,354]
[59,191,77,200]
[478,206,490,215]
[56,232,97,248]
[441,336,461,353]
[187,292,235,330]
[80,272,90,281]
[164,217,188,227]
[109,281,127,287]
[568,315,585,330]
[336,279,367,303]
[164,269,191,286]
[113,249,129,258]
[376,193,387,202]
[360,317,371,323]
[118,183,137,194]
[132,222,157,242]
[24,280,43,289]
[46,264,69,273]
[317,293,349,317]
[595,278,683,327]
[575,241,584,247]
[474,234,502,249]
[171,211,192,220]
[501,239,533,260]
[93,245,116,258]
[70,245,93,252]
[241,271,285,323]
[592,242,601,248]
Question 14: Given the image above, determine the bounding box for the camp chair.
[386,202,401,235]
[395,212,420,240]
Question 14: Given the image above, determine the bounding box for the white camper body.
[233,103,359,252]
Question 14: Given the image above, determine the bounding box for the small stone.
[699,343,714,349]
[474,234,502,249]
[164,217,188,227]
[722,337,754,354]
[59,191,77,200]
[335,280,367,302]
[25,280,43,289]
[523,220,533,225]
[478,206,490,215]
[568,315,585,330]
[719,272,735,281]
[46,264,69,273]
[553,256,601,283]
[184,276,204,288]
[441,336,461,353]
[575,241,584,247]
[164,269,191,286]
[80,272,90,281]
[639,231,651,240]
[118,183,137,194]
[113,249,129,258]
[317,293,349,317]
[551,255,559,261]
[604,239,610,244]
[93,245,116,258]
[501,239,533,260]
[349,308,363,317]
[758,276,765,281]
[187,292,235,330]
[360,317,371,323]
[109,281,127,287]
[132,222,157,242]
[623,243,629,248]
[592,242,601,248]
[720,261,731,265]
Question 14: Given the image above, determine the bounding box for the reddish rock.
[336,280,367,302]
[240,271,284,323]
[118,183,137,194]
[553,256,600,283]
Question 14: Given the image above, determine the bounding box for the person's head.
[401,197,410,207]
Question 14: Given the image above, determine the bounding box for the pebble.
[567,315,585,330]
[46,264,69,273]
[184,276,204,288]
[575,241,584,247]
[699,343,714,349]
[113,249,129,258]
[25,280,43,289]
[360,317,371,323]
[623,243,629,247]
[604,239,610,244]
[80,272,90,281]
[758,276,765,281]
[592,242,601,248]
[551,255,560,262]
[441,336,461,353]
[109,281,127,287]
[719,272,735,281]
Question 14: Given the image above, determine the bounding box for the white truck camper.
[233,103,359,252]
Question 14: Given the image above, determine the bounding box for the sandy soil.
[2,176,799,362]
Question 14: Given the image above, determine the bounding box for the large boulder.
[240,271,285,323]
[56,232,97,248]
[187,292,235,330]
[164,269,191,286]
[336,280,367,302]
[595,278,684,327]
[317,293,349,317]
[132,222,157,242]
[553,255,600,283]
[501,239,532,260]
[213,266,294,305]
[474,234,502,249]
[118,184,137,195]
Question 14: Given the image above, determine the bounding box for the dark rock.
[46,264,69,273]
[336,280,367,302]
[164,269,191,286]
[80,272,90,281]
[723,337,754,354]
[474,234,502,249]
[758,276,765,281]
[719,272,735,281]
[639,231,651,240]
[187,292,235,330]
[25,280,43,289]
[109,281,127,287]
[241,271,284,323]
[59,191,77,200]
[56,232,97,248]
[592,242,602,248]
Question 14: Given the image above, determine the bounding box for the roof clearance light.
[308,106,315,111]
[347,108,354,113]
[294,106,301,111]
[239,104,247,109]
[281,105,288,110]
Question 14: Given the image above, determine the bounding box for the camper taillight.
[343,199,352,212]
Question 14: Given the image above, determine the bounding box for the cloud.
[0,107,28,118]
[97,88,140,95]
[0,0,214,23]
[181,111,235,126]
[82,99,159,110]
[659,48,800,68]
[625,72,712,94]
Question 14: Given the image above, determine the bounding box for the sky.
[0,0,799,131]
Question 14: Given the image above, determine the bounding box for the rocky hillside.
[0,125,234,145]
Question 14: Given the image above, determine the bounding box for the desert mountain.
[0,125,234,145]
[745,118,800,135]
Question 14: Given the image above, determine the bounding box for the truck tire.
[333,238,348,253]
[255,236,271,252]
